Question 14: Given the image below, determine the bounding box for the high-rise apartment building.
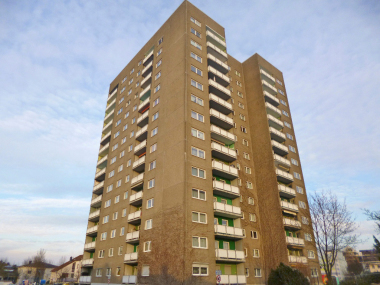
[79,1,321,284]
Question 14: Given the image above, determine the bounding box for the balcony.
[128,210,142,224]
[211,142,237,162]
[137,111,149,128]
[265,102,281,118]
[267,114,284,130]
[207,54,229,76]
[263,90,280,107]
[215,249,245,263]
[260,69,275,84]
[278,184,296,198]
[96,154,108,169]
[288,255,308,264]
[125,231,140,244]
[93,181,104,194]
[138,97,150,113]
[274,154,291,169]
[214,225,244,240]
[90,195,102,208]
[206,30,226,51]
[107,88,117,103]
[276,169,294,184]
[206,42,228,62]
[143,49,154,66]
[86,225,98,236]
[100,131,111,146]
[286,236,305,247]
[219,275,246,285]
[140,72,152,90]
[139,84,151,101]
[212,160,238,180]
[84,241,96,252]
[135,125,148,142]
[208,66,230,87]
[94,168,106,182]
[132,156,145,173]
[105,98,116,113]
[213,201,242,219]
[280,201,299,212]
[102,119,113,134]
[283,218,302,229]
[129,191,143,206]
[269,127,286,143]
[104,109,114,125]
[88,209,100,222]
[134,140,147,157]
[262,80,277,95]
[210,109,234,130]
[210,125,236,145]
[79,276,91,284]
[82,259,94,267]
[271,140,289,156]
[209,79,231,101]
[98,143,109,157]
[122,275,137,284]
[142,61,153,78]
[124,252,138,264]
[131,173,144,190]
[213,180,240,198]
[209,93,233,115]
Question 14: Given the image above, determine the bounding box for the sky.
[0,0,379,265]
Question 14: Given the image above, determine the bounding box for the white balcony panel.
[131,173,144,186]
[269,127,286,143]
[105,98,116,113]
[212,180,240,198]
[138,97,150,113]
[98,143,109,157]
[214,225,244,239]
[206,42,228,62]
[212,160,238,180]
[126,231,140,243]
[135,125,148,142]
[206,30,226,47]
[273,154,291,168]
[276,169,294,184]
[102,119,113,133]
[124,252,138,263]
[265,102,281,117]
[208,66,230,87]
[210,108,234,130]
[93,181,104,194]
[132,155,146,173]
[288,256,308,264]
[79,276,91,283]
[141,61,153,77]
[213,201,242,219]
[90,195,102,208]
[209,93,233,115]
[100,131,111,145]
[278,184,296,198]
[107,88,117,102]
[271,140,289,156]
[86,225,98,235]
[134,140,147,156]
[139,84,151,99]
[104,109,114,124]
[280,201,299,212]
[210,125,236,145]
[94,168,106,181]
[82,259,94,267]
[122,275,137,284]
[143,50,154,65]
[267,114,284,130]
[127,210,142,224]
[88,210,100,221]
[286,236,305,247]
[84,241,96,251]
[283,218,302,229]
[96,154,108,167]
[209,79,231,101]
[260,69,276,83]
[211,142,236,162]
[137,110,149,128]
[129,191,143,205]
[140,72,152,90]
[263,90,280,107]
[215,249,245,262]
[262,80,277,95]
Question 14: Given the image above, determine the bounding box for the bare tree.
[309,190,358,285]
[364,209,380,259]
[32,249,47,283]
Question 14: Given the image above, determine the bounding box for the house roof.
[19,262,57,269]
[51,255,83,272]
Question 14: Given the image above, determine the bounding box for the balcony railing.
[206,42,228,62]
[98,143,109,157]
[209,93,233,115]
[96,154,108,168]
[140,72,152,90]
[260,69,275,83]
[262,80,277,95]
[139,84,151,101]
[288,255,308,264]
[219,275,246,285]
[79,276,91,284]
[122,275,137,284]
[208,66,230,87]
[263,90,280,107]
[86,225,98,235]
[269,127,286,143]
[131,173,144,190]
[138,97,150,113]
[215,249,245,262]
[283,218,302,229]
[278,184,296,198]
[213,201,242,218]
[286,236,305,247]
[212,160,238,180]
[214,225,244,239]
[125,231,140,244]
[107,88,117,102]
[93,181,104,194]
[143,50,154,66]
[100,131,111,146]
[273,154,291,168]
[206,30,226,50]
[104,109,114,125]
[82,259,94,267]
[280,201,299,212]
[211,142,237,162]
[94,168,106,182]
[84,241,96,251]
[102,119,113,134]
[128,210,142,224]
[105,98,116,113]
[271,140,289,156]
[135,125,148,142]
[209,79,231,101]
[213,180,240,198]
[134,140,147,156]
[90,195,102,208]
[210,108,234,130]
[210,125,236,145]
[141,61,153,78]
[137,111,149,128]
[132,155,145,173]
[130,191,143,206]
[124,252,138,264]
[265,102,281,117]
[276,169,294,184]
[267,114,284,130]
[88,209,100,221]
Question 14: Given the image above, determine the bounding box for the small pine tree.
[268,263,310,285]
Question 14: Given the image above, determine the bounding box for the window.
[130,68,134,75]
[190,52,202,63]
[236,80,242,87]
[302,216,309,224]
[245,268,249,277]
[190,39,202,50]
[156,59,162,68]
[108,170,115,178]
[110,156,116,164]
[98,250,104,258]
[120,150,125,158]
[190,27,201,38]
[158,37,163,45]
[311,268,318,277]
[291,158,299,166]
[235,70,241,77]
[112,212,118,220]
[305,233,312,241]
[101,232,107,241]
[116,267,121,276]
[116,179,122,187]
[192,237,207,248]
[296,186,304,194]
[243,152,250,160]
[108,248,114,257]
[122,76,127,83]
[142,265,150,277]
[249,213,257,222]
[246,181,253,189]
[118,164,123,172]
[120,87,126,94]
[115,119,121,127]
[191,110,204,122]
[153,97,160,107]
[125,175,130,183]
[152,112,159,121]
[242,139,249,146]
[112,143,118,151]
[122,209,127,217]
[111,229,116,238]
[144,241,152,252]
[191,128,205,140]
[239,114,246,121]
[191,166,205,178]
[191,65,202,76]
[192,188,206,200]
[238,102,244,109]
[192,211,207,223]
[106,184,113,193]
[286,133,293,140]
[280,99,287,106]
[245,167,252,174]
[190,17,201,27]
[248,197,254,205]
[145,219,153,230]
[150,143,157,153]
[237,91,243,98]
[114,131,120,138]
[129,78,133,85]
[149,160,156,170]
[115,195,120,204]
[282,110,289,117]
[106,268,111,277]
[151,127,158,137]
[104,199,111,208]
[130,131,134,138]
[128,89,132,95]
[255,268,262,277]
[136,81,140,87]
[103,215,109,224]
[191,94,204,106]
[241,126,247,133]
[289,145,296,153]
[284,121,292,129]
[251,231,258,239]
[155,71,161,80]
[294,172,301,180]
[125,111,130,118]
[299,201,306,209]
[276,79,283,86]
[147,198,154,209]
[278,89,285,95]
[308,250,315,259]
[191,146,205,159]
[137,70,141,76]
[191,79,203,90]
[96,268,102,277]
[192,264,208,276]
[253,249,260,258]
[118,246,123,255]
[157,48,162,56]
[119,97,124,104]
[154,84,161,93]
[148,178,155,189]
